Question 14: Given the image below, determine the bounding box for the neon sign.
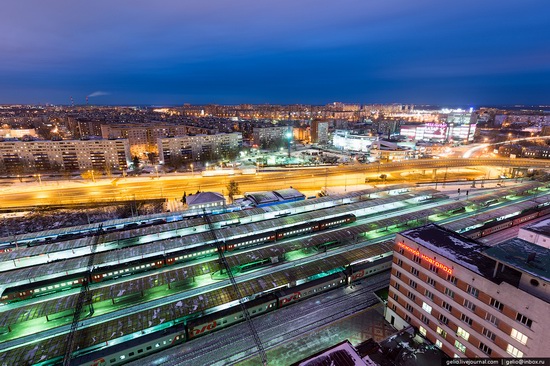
[397,242,453,275]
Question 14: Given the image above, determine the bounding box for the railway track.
[136,272,389,366]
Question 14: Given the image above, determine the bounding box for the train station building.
[385,224,550,359]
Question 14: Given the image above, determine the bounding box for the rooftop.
[186,191,225,205]
[273,188,306,200]
[522,218,550,237]
[292,340,368,366]
[483,238,550,282]
[399,224,495,276]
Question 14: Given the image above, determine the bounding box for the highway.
[1,157,546,209]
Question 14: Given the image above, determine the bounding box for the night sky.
[1,0,549,106]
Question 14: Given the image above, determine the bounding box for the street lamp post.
[190,163,194,176]
[286,127,292,159]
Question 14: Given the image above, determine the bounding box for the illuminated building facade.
[0,138,131,173]
[311,120,328,144]
[332,130,375,152]
[399,111,477,142]
[386,224,550,359]
[252,126,288,149]
[157,133,242,165]
[101,123,217,156]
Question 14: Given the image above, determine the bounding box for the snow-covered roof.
[400,224,495,276]
[522,218,550,237]
[245,191,280,205]
[273,188,306,200]
[186,191,225,206]
[294,340,368,366]
[483,238,550,282]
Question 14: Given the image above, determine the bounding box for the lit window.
[419,326,427,336]
[506,344,523,358]
[511,329,528,345]
[422,302,432,314]
[454,340,466,353]
[457,327,470,341]
[435,339,442,349]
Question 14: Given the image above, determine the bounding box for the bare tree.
[226,180,240,203]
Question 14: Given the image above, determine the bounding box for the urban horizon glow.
[1,0,549,106]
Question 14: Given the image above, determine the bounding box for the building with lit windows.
[332,130,375,152]
[157,133,242,165]
[101,123,217,156]
[386,224,550,359]
[311,120,328,144]
[252,126,289,149]
[0,138,131,173]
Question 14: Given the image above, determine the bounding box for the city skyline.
[1,0,549,106]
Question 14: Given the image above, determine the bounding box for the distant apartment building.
[386,224,550,359]
[66,118,103,138]
[101,123,218,156]
[158,133,242,166]
[311,120,329,144]
[0,138,130,173]
[252,126,289,149]
[293,126,311,143]
[0,128,37,139]
[497,144,523,158]
[498,145,550,159]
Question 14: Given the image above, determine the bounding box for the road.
[0,157,546,208]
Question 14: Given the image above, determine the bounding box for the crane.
[203,210,268,366]
[62,224,103,366]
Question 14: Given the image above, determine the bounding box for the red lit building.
[386,224,550,359]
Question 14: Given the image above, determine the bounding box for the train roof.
[0,243,393,365]
[0,192,454,287]
[442,193,550,234]
[0,188,428,263]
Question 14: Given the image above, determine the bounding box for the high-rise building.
[311,120,328,144]
[386,224,550,359]
[252,126,288,149]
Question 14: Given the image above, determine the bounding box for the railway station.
[0,181,549,365]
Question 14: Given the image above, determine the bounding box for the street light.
[286,129,293,158]
[190,163,194,176]
[34,174,42,185]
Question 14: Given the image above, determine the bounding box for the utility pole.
[203,210,268,366]
[63,224,103,366]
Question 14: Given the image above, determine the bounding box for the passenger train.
[1,214,356,304]
[66,256,392,366]
[461,204,550,239]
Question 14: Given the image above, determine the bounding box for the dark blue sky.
[1,0,549,106]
